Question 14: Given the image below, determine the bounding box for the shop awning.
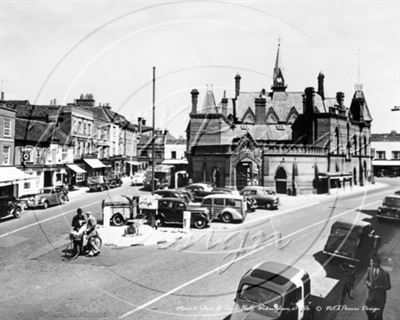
[373,160,400,166]
[0,167,38,187]
[83,158,108,169]
[162,159,188,165]
[66,164,87,174]
[126,161,141,166]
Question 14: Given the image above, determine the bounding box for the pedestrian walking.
[364,255,391,320]
[339,262,355,304]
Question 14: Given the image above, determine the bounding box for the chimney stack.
[221,90,228,115]
[235,74,241,98]
[336,92,345,108]
[190,89,199,114]
[304,87,315,116]
[317,72,325,100]
[255,97,267,124]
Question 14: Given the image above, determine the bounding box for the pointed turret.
[201,85,217,113]
[271,40,287,92]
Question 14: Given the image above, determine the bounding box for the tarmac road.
[0,178,398,320]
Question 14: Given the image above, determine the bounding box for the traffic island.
[97,225,191,247]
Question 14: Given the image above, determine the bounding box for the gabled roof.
[235,90,325,124]
[15,118,72,145]
[3,100,30,109]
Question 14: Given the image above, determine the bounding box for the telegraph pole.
[151,66,156,195]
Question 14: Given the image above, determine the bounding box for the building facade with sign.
[371,131,400,177]
[14,118,74,195]
[186,44,373,194]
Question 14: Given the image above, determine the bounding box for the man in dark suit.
[364,255,391,320]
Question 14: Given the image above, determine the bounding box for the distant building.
[371,131,400,176]
[186,43,373,194]
[164,132,186,160]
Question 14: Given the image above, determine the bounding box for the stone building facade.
[186,44,373,194]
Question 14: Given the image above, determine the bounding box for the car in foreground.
[24,187,66,209]
[230,261,312,320]
[157,198,211,229]
[377,195,400,222]
[240,186,280,209]
[323,219,380,264]
[0,196,25,220]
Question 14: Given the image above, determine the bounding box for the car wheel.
[111,214,125,226]
[43,201,49,209]
[221,212,233,223]
[60,197,65,205]
[13,207,22,218]
[193,217,207,229]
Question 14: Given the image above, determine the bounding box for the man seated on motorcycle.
[85,212,100,257]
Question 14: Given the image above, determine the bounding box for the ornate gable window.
[286,107,299,124]
[242,108,255,124]
[266,108,279,124]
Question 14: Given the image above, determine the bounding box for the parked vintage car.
[0,196,25,220]
[230,261,312,320]
[323,219,380,264]
[201,194,246,223]
[24,187,66,209]
[130,172,145,186]
[240,186,280,210]
[154,189,193,204]
[88,176,109,192]
[377,195,400,222]
[157,197,211,229]
[185,183,234,202]
[105,173,122,188]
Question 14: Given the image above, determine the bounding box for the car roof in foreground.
[333,218,371,229]
[240,261,304,294]
[385,194,400,199]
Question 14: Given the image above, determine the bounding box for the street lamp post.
[151,66,156,195]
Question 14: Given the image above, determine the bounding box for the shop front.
[66,164,87,187]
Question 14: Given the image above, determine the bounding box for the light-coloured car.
[130,172,145,186]
[201,194,246,223]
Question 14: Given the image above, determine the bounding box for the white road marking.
[0,201,99,239]
[119,198,382,319]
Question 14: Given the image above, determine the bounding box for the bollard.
[183,211,191,230]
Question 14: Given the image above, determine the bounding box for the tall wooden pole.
[151,66,156,195]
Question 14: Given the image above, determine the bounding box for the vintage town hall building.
[186,44,373,194]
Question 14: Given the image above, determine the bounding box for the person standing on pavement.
[364,255,391,320]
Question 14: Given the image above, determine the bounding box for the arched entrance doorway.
[236,161,252,190]
[275,167,287,194]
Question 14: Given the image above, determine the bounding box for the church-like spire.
[271,38,287,92]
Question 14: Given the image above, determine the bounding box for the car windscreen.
[384,197,400,207]
[239,284,282,309]
[42,189,52,194]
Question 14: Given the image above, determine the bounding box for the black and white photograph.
[0,0,399,319]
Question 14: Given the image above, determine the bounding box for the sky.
[1,0,399,137]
